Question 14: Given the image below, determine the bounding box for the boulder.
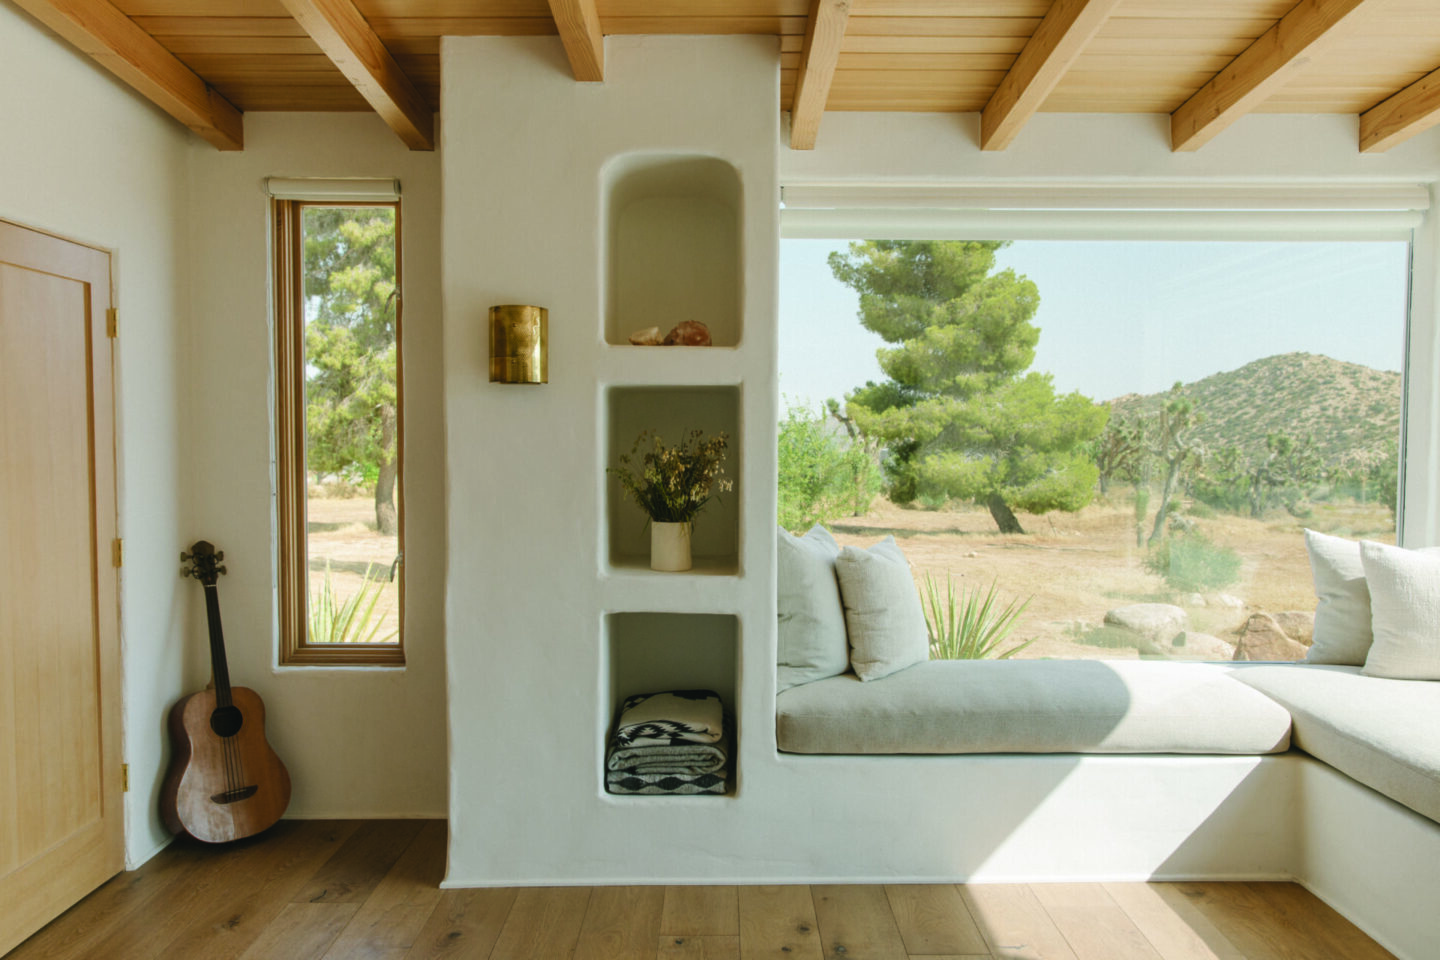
[1213,593,1245,609]
[1164,631,1236,661]
[1103,603,1188,644]
[1272,610,1315,646]
[1232,613,1309,662]
[663,320,712,346]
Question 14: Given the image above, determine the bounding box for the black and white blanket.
[606,740,727,776]
[612,689,723,748]
[605,768,727,796]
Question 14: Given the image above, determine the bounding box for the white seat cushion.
[776,660,1292,755]
[1232,664,1440,823]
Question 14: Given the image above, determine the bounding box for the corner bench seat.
[776,659,1293,755]
[1232,664,1440,823]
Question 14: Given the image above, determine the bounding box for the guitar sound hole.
[210,705,244,738]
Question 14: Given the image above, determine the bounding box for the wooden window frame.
[273,198,406,666]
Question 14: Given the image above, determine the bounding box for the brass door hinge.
[122,764,129,792]
[106,307,118,338]
[112,538,123,567]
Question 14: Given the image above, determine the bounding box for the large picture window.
[273,199,404,666]
[780,237,1409,662]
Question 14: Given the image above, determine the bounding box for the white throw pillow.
[776,526,849,692]
[833,536,929,682]
[1303,529,1376,665]
[1359,540,1440,680]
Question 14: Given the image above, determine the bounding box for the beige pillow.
[833,536,929,682]
[1360,540,1440,680]
[1304,529,1377,665]
[777,525,849,692]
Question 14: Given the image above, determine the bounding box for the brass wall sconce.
[489,305,548,384]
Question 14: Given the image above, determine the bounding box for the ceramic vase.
[650,521,692,572]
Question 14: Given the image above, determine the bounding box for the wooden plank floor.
[3,819,1396,960]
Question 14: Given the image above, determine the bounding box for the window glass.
[779,239,1408,661]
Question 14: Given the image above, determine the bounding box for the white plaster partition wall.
[185,114,446,819]
[441,35,781,884]
[0,0,193,865]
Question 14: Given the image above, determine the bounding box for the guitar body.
[161,540,291,843]
[162,687,291,843]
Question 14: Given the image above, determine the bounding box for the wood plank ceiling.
[12,0,1440,153]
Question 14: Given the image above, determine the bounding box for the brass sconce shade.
[489,305,548,383]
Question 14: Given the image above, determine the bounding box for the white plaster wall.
[0,0,193,865]
[185,114,446,819]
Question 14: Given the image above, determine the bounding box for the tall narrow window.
[274,199,404,665]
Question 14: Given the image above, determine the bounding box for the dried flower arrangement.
[611,429,733,523]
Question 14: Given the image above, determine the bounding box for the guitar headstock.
[181,540,227,585]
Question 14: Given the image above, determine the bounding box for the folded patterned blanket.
[606,768,727,796]
[613,690,723,747]
[606,740,727,775]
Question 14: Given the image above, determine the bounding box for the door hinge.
[106,307,118,338]
[112,538,123,567]
[122,764,129,793]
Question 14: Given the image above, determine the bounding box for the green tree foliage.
[1093,414,1145,497]
[777,401,883,532]
[1246,432,1324,517]
[302,207,399,535]
[1147,383,1204,546]
[829,240,1107,533]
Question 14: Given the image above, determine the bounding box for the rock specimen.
[1104,603,1188,645]
[1272,610,1315,646]
[663,320,711,346]
[1232,612,1309,661]
[628,326,664,346]
[1166,631,1236,661]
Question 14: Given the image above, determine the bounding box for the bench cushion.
[1232,664,1440,823]
[776,660,1292,755]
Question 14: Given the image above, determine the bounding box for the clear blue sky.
[778,239,1410,412]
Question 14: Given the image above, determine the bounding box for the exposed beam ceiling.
[11,0,242,151]
[790,0,851,150]
[279,0,434,151]
[1360,66,1440,153]
[1170,0,1376,152]
[547,0,604,82]
[980,0,1124,151]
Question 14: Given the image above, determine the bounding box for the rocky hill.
[1107,352,1400,466]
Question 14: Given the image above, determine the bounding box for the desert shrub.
[777,402,882,531]
[1144,532,1242,593]
[923,573,1033,660]
[1185,500,1216,519]
[308,561,397,643]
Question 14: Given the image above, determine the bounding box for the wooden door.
[0,219,123,955]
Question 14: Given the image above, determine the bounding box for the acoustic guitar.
[161,540,291,843]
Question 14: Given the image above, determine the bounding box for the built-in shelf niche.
[605,385,740,574]
[603,154,742,348]
[603,612,739,798]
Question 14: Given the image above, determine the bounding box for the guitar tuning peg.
[216,550,225,562]
[180,566,190,579]
[218,565,228,576]
[180,551,192,562]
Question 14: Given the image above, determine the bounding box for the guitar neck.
[202,583,234,707]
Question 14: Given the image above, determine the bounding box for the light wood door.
[0,219,123,955]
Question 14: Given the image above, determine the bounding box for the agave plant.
[922,572,1033,660]
[308,561,398,644]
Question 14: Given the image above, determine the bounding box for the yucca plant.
[308,561,398,644]
[922,572,1034,660]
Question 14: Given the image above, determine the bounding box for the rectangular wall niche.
[603,154,742,347]
[605,385,741,574]
[603,612,739,798]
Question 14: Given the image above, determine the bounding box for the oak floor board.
[1029,883,1162,960]
[1102,882,1245,960]
[811,884,909,960]
[1246,883,1398,960]
[658,935,741,959]
[737,884,823,960]
[236,902,360,960]
[154,820,362,960]
[402,886,517,960]
[321,820,449,960]
[661,886,741,937]
[572,885,665,960]
[488,886,592,960]
[293,820,427,906]
[959,885,1080,960]
[1166,882,1398,960]
[886,884,990,956]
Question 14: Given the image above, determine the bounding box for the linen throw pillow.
[833,536,929,682]
[1303,529,1376,665]
[776,525,849,692]
[1359,540,1440,680]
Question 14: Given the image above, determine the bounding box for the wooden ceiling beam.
[980,0,1124,151]
[546,0,604,81]
[1360,65,1440,153]
[1170,0,1375,152]
[278,0,434,150]
[10,0,242,150]
[790,0,852,150]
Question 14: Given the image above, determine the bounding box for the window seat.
[776,659,1293,756]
